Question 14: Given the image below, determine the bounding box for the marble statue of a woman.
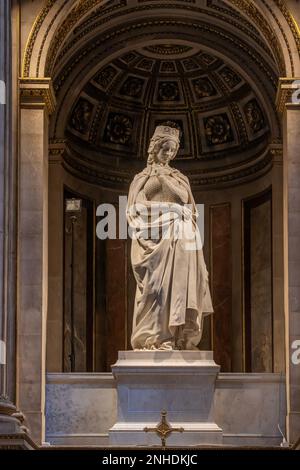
[127,125,213,350]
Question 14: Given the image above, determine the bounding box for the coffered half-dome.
[67,45,271,169]
[46,0,282,189]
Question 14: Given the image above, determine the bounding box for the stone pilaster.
[18,78,56,445]
[47,141,65,372]
[0,0,33,449]
[277,77,300,443]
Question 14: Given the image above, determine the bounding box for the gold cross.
[144,410,184,448]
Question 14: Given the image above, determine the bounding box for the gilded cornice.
[19,78,56,115]
[276,77,300,112]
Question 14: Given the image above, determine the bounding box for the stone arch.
[50,29,281,142]
[22,0,300,80]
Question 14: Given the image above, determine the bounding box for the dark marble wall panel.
[244,191,273,372]
[95,236,106,372]
[64,201,88,372]
[126,239,135,350]
[210,203,232,372]
[105,238,127,371]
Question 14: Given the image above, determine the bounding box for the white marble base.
[110,423,222,447]
[109,351,223,447]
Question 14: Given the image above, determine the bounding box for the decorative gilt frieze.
[22,0,299,81]
[212,0,286,75]
[229,0,300,75]
[52,19,278,95]
[273,0,300,60]
[19,78,56,115]
[276,78,300,113]
[22,0,57,77]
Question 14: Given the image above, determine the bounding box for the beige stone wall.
[9,0,299,446]
[45,372,286,447]
[18,104,49,444]
[282,104,300,442]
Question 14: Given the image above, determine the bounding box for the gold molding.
[276,77,300,112]
[229,0,285,67]
[45,0,114,78]
[22,0,112,77]
[22,0,57,77]
[19,78,56,115]
[22,0,300,80]
[229,0,300,75]
[273,0,300,56]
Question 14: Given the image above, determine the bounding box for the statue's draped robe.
[127,164,213,350]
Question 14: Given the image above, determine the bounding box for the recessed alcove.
[46,3,284,376]
[7,0,300,447]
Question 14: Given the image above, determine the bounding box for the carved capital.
[276,78,300,113]
[19,78,56,115]
[270,142,283,164]
[49,139,67,160]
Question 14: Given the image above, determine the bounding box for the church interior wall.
[0,0,298,448]
[45,371,286,447]
[47,162,285,375]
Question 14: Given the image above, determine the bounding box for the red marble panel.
[106,238,127,370]
[244,189,273,372]
[210,204,232,372]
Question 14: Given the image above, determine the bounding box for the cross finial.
[144,410,184,447]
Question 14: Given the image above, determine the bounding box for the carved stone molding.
[276,77,300,113]
[0,432,37,450]
[61,140,273,190]
[269,142,283,164]
[0,396,28,435]
[22,0,57,77]
[52,18,278,102]
[0,396,17,417]
[49,139,67,162]
[209,0,286,75]
[273,0,300,64]
[19,78,56,115]
[21,0,299,82]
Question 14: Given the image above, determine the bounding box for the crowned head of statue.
[147,124,180,165]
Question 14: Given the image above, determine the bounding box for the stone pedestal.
[109,351,223,447]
